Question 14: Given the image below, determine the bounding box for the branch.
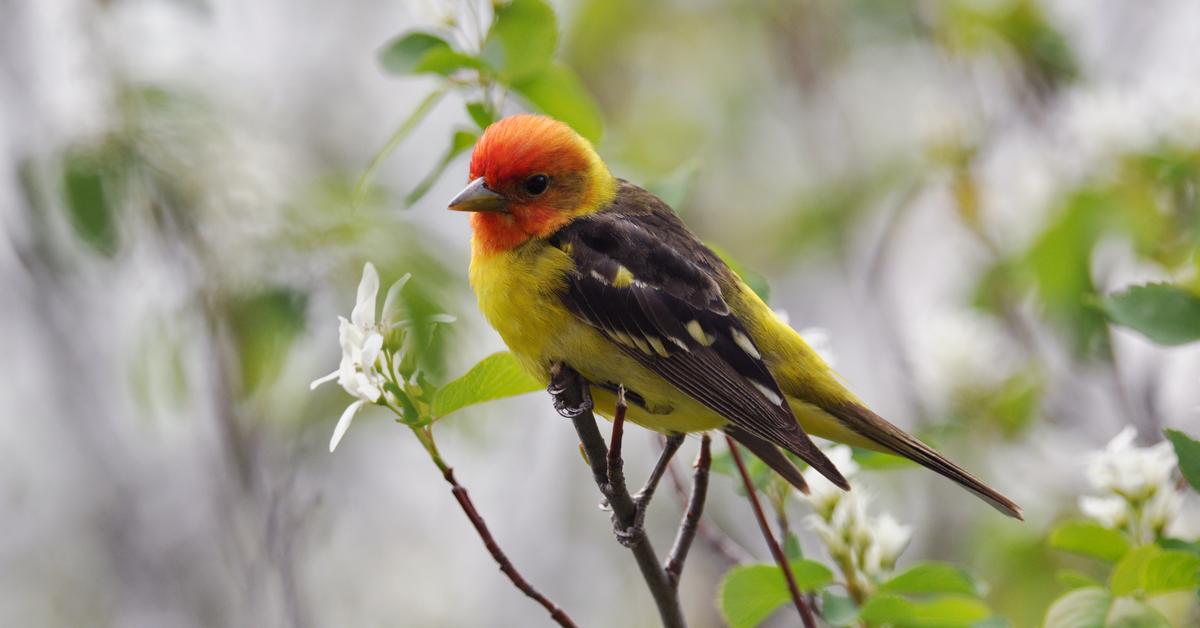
[549,364,688,628]
[664,434,711,587]
[663,439,753,566]
[441,467,577,628]
[725,435,817,628]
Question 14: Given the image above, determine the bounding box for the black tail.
[724,425,812,494]
[825,404,1024,519]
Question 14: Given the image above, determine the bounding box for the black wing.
[549,182,847,489]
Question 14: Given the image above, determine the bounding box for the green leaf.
[852,447,920,470]
[858,593,990,626]
[1056,569,1102,590]
[412,48,489,76]
[1111,545,1200,596]
[1023,191,1114,360]
[820,591,859,627]
[512,62,604,143]
[1098,283,1200,345]
[1158,537,1200,556]
[431,351,541,419]
[1105,596,1171,628]
[466,101,495,130]
[1143,551,1200,594]
[227,288,307,394]
[1111,546,1162,596]
[1048,520,1131,563]
[718,561,834,628]
[1043,587,1111,628]
[62,147,123,256]
[481,0,557,81]
[1164,429,1200,491]
[783,531,803,561]
[379,32,452,75]
[405,129,478,206]
[882,562,978,597]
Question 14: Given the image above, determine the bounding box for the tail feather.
[826,404,1023,519]
[725,425,811,494]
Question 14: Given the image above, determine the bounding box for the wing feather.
[549,184,848,489]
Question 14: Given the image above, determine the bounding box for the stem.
[352,88,446,209]
[663,440,752,566]
[664,434,712,588]
[549,364,688,628]
[401,420,576,626]
[441,467,578,628]
[833,551,868,606]
[638,433,686,513]
[726,435,817,628]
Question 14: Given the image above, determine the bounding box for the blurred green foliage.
[226,288,308,394]
[366,0,604,208]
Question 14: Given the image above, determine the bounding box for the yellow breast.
[468,238,729,434]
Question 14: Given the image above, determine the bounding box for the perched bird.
[448,114,1022,519]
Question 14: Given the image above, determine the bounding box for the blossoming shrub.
[1043,428,1199,627]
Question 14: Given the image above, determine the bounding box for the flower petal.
[360,331,385,368]
[309,369,339,390]
[381,273,412,326]
[329,399,366,452]
[352,262,380,328]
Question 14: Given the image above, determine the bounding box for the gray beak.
[448,178,508,213]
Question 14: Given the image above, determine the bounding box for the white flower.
[862,513,913,577]
[1085,427,1178,500]
[807,514,849,556]
[799,445,858,517]
[1079,495,1129,529]
[312,263,409,452]
[1143,487,1183,535]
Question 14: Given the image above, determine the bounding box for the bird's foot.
[548,366,593,419]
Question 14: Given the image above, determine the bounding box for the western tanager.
[448,114,1021,519]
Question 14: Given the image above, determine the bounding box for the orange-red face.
[448,115,607,254]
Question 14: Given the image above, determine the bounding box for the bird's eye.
[523,174,549,196]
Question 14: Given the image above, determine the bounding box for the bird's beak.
[448,178,508,213]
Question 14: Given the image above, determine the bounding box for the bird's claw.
[553,396,593,419]
[548,368,593,419]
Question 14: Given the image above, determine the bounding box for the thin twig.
[549,364,688,628]
[663,440,752,566]
[726,435,817,628]
[636,433,685,514]
[607,385,627,491]
[441,467,577,628]
[664,434,711,588]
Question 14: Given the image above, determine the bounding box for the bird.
[447,113,1022,519]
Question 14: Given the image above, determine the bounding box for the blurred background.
[2,0,1199,626]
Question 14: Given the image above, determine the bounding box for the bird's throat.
[470,207,571,256]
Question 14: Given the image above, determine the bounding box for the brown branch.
[664,434,711,588]
[549,364,688,628]
[725,435,817,628]
[442,467,577,628]
[607,385,627,491]
[663,440,753,566]
[637,433,685,515]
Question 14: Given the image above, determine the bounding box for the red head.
[448,114,615,255]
